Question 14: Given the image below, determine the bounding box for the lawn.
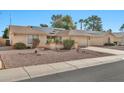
[0,49,113,69]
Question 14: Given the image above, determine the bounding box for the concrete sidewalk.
[0,55,124,82]
[84,46,124,55]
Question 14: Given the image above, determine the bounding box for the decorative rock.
[0,60,3,69]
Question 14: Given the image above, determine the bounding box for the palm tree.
[119,24,124,44]
[79,19,83,30]
[119,24,124,32]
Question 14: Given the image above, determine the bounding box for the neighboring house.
[0,37,6,46]
[113,32,124,45]
[8,25,124,47]
[70,30,116,46]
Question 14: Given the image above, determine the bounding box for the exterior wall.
[10,33,124,47]
[114,37,124,45]
[38,35,47,46]
[89,37,105,46]
[0,38,6,46]
[104,34,115,43]
[9,27,124,47]
[114,37,122,42]
[10,34,47,47]
[61,36,69,41]
[67,34,118,46]
[61,35,110,46]
[11,34,27,45]
[103,34,122,45]
[70,36,88,46]
[89,34,116,46]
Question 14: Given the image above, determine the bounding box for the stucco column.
[87,36,90,47]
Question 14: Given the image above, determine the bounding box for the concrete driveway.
[84,46,124,55]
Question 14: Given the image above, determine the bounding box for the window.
[27,35,39,44]
[27,35,33,44]
[33,35,39,39]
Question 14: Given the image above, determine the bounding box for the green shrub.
[32,38,40,48]
[13,42,26,49]
[47,38,54,44]
[54,38,62,44]
[104,43,115,46]
[63,39,75,50]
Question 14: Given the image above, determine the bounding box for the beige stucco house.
[9,25,47,47]
[8,25,124,47]
[0,37,7,46]
[55,30,124,46]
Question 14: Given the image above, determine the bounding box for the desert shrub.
[32,38,40,48]
[104,43,115,46]
[63,39,75,50]
[13,42,26,49]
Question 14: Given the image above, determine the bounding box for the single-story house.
[0,37,6,46]
[9,25,47,47]
[8,25,124,47]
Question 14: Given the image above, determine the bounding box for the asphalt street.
[20,60,124,82]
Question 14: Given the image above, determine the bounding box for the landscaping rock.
[0,49,113,69]
[0,60,2,69]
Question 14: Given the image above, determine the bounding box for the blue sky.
[0,10,124,36]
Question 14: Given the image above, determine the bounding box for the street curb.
[0,67,30,82]
[0,55,124,82]
[0,55,5,70]
[67,58,123,69]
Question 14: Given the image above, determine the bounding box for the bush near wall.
[46,38,62,44]
[13,42,26,49]
[104,43,115,46]
[46,38,54,44]
[54,38,62,44]
[63,39,75,50]
[32,38,40,48]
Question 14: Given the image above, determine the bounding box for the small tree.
[79,19,83,30]
[119,24,124,32]
[3,28,9,38]
[51,14,76,30]
[40,24,48,27]
[32,38,40,48]
[107,29,112,32]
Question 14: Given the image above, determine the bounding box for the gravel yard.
[0,49,113,69]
